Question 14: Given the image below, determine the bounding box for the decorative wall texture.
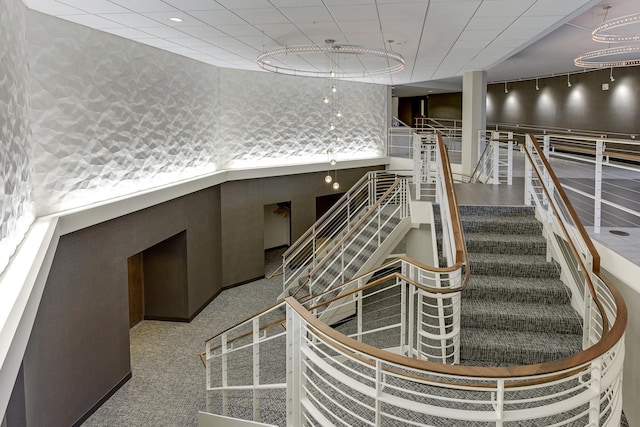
[0,0,35,274]
[219,68,387,168]
[28,11,221,215]
[27,12,387,215]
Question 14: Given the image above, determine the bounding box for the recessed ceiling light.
[169,17,183,22]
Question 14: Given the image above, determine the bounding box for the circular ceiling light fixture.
[592,12,640,43]
[575,12,640,68]
[574,45,640,68]
[256,40,405,79]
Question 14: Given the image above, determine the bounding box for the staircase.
[456,205,583,366]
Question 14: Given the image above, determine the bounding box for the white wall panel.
[0,0,35,274]
[27,11,386,215]
[219,68,387,169]
[28,11,221,215]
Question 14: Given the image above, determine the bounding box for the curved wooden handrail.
[285,280,626,380]
[524,135,614,337]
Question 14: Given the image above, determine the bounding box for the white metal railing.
[538,134,640,233]
[472,130,516,185]
[299,176,410,300]
[203,133,626,427]
[277,171,398,298]
[387,118,462,165]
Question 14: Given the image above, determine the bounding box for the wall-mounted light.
[567,74,572,87]
[610,67,615,82]
[535,78,539,91]
[504,82,508,93]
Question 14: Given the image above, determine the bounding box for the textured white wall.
[0,0,36,274]
[27,11,387,216]
[219,68,387,168]
[28,11,221,215]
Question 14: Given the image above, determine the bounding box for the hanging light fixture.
[324,173,333,183]
[575,12,640,68]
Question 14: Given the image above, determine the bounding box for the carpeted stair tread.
[458,205,537,217]
[461,299,582,335]
[461,215,541,234]
[460,327,583,366]
[464,275,571,305]
[467,252,559,278]
[464,232,547,255]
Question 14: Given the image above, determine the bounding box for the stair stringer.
[317,216,413,326]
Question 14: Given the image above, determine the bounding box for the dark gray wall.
[220,167,381,286]
[22,186,222,427]
[17,166,380,426]
[143,231,189,320]
[487,66,640,134]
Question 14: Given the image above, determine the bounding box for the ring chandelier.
[256,43,405,78]
[575,12,640,68]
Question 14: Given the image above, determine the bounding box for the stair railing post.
[491,131,500,185]
[375,360,383,427]
[594,140,604,234]
[494,379,505,427]
[588,359,603,426]
[400,276,407,354]
[524,135,533,206]
[221,333,229,417]
[286,305,305,427]
[507,132,513,186]
[252,317,261,422]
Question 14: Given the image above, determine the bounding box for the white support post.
[507,132,513,186]
[588,359,603,426]
[221,333,228,417]
[594,140,604,234]
[400,279,407,354]
[252,318,261,422]
[494,380,505,427]
[357,288,363,342]
[286,306,304,427]
[524,136,532,206]
[492,138,500,185]
[375,360,383,427]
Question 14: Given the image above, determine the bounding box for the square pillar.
[462,71,487,176]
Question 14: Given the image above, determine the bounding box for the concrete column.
[461,70,487,176]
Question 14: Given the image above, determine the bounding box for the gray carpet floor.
[81,248,286,427]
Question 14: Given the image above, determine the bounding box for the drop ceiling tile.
[160,0,224,11]
[323,0,375,4]
[108,0,178,13]
[527,0,594,16]
[137,38,181,48]
[278,6,333,23]
[164,46,200,55]
[514,15,564,30]
[138,26,190,38]
[466,16,508,31]
[216,0,273,9]
[25,0,86,15]
[58,0,129,14]
[326,5,379,22]
[196,9,247,26]
[101,27,156,39]
[60,14,125,29]
[269,0,318,6]
[140,12,205,26]
[166,37,216,47]
[258,23,299,38]
[475,0,532,18]
[178,25,228,38]
[214,24,264,37]
[100,13,164,27]
[232,8,289,25]
[193,45,232,55]
[377,3,428,22]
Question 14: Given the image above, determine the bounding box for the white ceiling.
[21,0,639,94]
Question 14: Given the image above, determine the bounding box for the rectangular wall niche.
[264,202,291,250]
[127,231,189,325]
